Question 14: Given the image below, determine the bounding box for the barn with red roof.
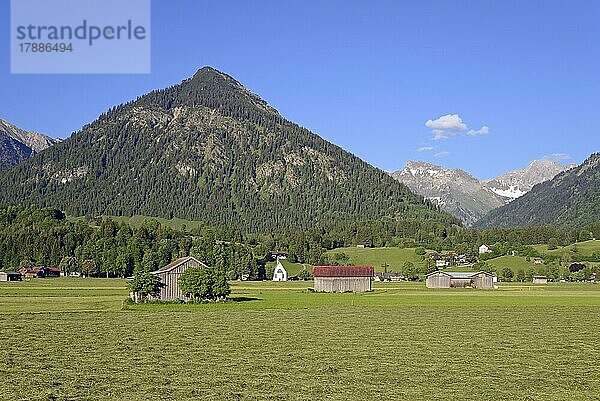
[312,266,374,292]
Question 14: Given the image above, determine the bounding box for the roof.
[20,267,41,273]
[425,271,494,279]
[153,256,205,274]
[44,267,61,272]
[312,266,374,277]
[533,275,547,279]
[0,271,20,275]
[274,260,286,272]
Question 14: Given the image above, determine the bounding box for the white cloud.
[467,126,490,137]
[425,114,467,131]
[543,152,572,161]
[432,129,451,140]
[425,114,490,141]
[417,146,434,152]
[434,151,449,158]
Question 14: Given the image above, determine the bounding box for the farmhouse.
[435,260,449,268]
[425,271,495,289]
[479,244,492,254]
[265,251,288,262]
[18,266,61,278]
[0,271,22,281]
[43,267,62,277]
[532,275,548,284]
[312,266,373,292]
[150,256,208,301]
[272,260,288,281]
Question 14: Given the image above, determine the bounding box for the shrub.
[178,267,230,302]
[129,272,161,303]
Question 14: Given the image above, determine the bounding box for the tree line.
[1,205,598,280]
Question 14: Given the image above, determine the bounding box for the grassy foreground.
[1,279,600,400]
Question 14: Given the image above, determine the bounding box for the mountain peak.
[391,157,576,226]
[476,152,600,228]
[0,70,457,232]
[135,66,280,118]
[0,118,59,169]
[189,66,242,88]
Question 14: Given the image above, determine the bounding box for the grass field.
[533,239,600,257]
[1,278,600,400]
[485,255,539,272]
[325,247,428,272]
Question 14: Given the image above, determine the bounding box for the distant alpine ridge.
[475,153,600,229]
[391,159,573,226]
[0,67,457,232]
[0,118,60,169]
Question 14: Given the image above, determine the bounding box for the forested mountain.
[392,159,573,226]
[475,153,600,229]
[0,118,60,169]
[0,67,456,232]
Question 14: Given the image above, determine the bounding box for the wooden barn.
[312,266,374,292]
[150,256,208,301]
[425,271,495,289]
[532,275,548,284]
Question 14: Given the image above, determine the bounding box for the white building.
[272,260,288,281]
[435,260,449,268]
[479,244,492,254]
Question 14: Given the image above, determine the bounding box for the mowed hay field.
[1,279,600,400]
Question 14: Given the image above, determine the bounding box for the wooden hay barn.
[312,266,374,293]
[425,271,494,289]
[150,256,208,301]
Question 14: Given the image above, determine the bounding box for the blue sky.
[1,0,598,178]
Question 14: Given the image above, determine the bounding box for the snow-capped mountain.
[0,118,60,169]
[390,159,574,226]
[483,159,575,201]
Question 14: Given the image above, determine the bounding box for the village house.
[313,266,374,292]
[272,260,288,281]
[425,271,495,289]
[479,244,492,254]
[18,266,61,278]
[428,251,466,267]
[376,272,403,282]
[435,259,449,268]
[265,251,288,262]
[533,258,544,265]
[142,256,208,301]
[532,275,548,284]
[0,271,22,281]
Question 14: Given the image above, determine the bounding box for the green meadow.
[533,239,600,257]
[1,278,600,400]
[325,246,428,272]
[485,255,540,271]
